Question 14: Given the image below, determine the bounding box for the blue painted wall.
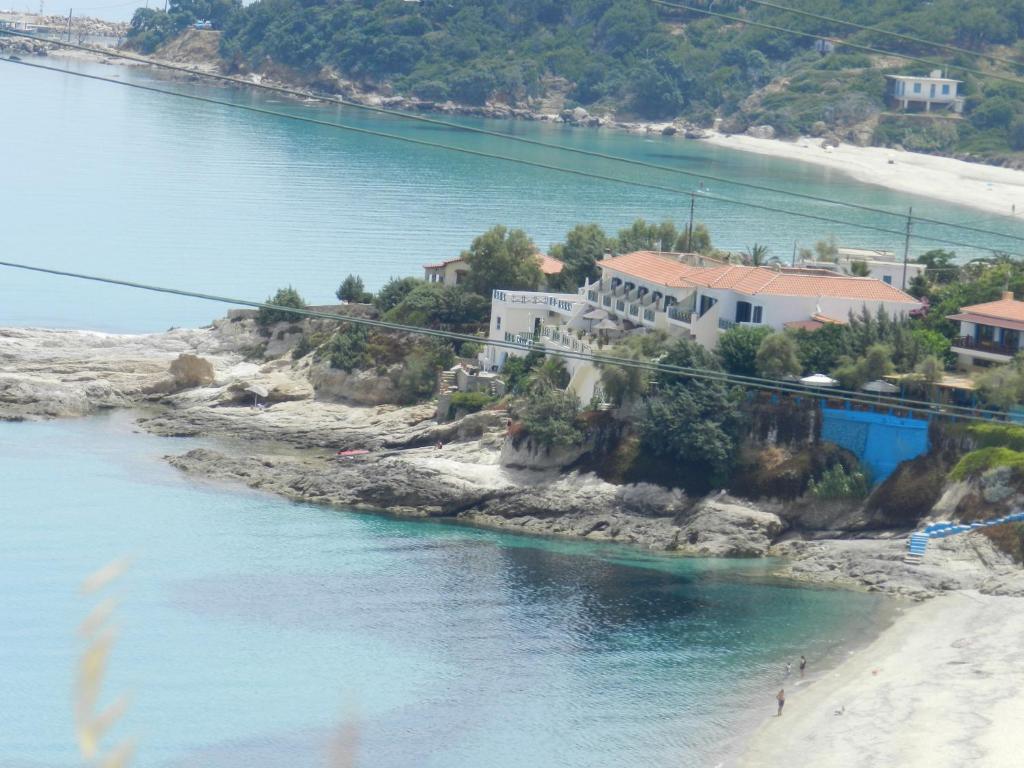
[820,406,930,484]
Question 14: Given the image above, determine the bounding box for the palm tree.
[524,357,570,394]
[849,260,871,277]
[742,243,770,266]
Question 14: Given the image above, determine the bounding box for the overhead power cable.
[4,56,1021,259]
[3,29,1024,247]
[649,0,1024,89]
[739,0,1024,72]
[0,257,1009,425]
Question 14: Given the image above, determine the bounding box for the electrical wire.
[3,28,1024,247]
[649,0,1024,89]
[739,0,1024,72]
[0,257,1008,424]
[4,55,1021,259]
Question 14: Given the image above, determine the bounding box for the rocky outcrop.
[308,361,401,406]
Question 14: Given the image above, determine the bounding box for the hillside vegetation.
[128,0,1024,159]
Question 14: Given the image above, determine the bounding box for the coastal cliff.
[3,314,1024,600]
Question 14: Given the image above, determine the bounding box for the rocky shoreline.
[4,314,1024,602]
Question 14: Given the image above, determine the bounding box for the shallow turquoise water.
[3,58,1023,332]
[0,413,885,767]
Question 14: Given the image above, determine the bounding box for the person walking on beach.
[799,655,807,678]
[776,689,786,717]
[784,662,792,678]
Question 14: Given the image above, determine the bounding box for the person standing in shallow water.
[800,655,807,678]
[776,689,786,716]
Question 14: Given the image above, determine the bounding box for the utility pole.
[64,7,71,43]
[792,240,797,266]
[685,193,695,252]
[901,206,913,290]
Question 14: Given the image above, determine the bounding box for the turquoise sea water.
[0,413,887,767]
[3,57,1024,332]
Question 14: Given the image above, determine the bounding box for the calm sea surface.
[3,57,1024,332]
[1,52,922,767]
[0,413,887,767]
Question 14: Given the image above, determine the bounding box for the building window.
[883,275,893,284]
[699,295,717,316]
[752,305,763,324]
[496,316,501,330]
[735,301,752,323]
[913,82,921,94]
[942,84,950,95]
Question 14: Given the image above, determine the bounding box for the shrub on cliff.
[384,283,488,329]
[373,276,422,314]
[517,389,584,449]
[256,286,306,328]
[169,353,215,389]
[336,274,372,304]
[640,339,743,491]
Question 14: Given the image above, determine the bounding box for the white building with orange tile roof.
[947,291,1024,368]
[583,250,922,348]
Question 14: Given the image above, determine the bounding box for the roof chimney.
[1003,290,1015,301]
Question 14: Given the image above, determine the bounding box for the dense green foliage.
[461,225,542,297]
[640,340,743,489]
[256,285,306,327]
[448,390,496,415]
[548,223,609,292]
[373,276,422,313]
[517,389,584,449]
[950,447,1024,481]
[383,283,489,328]
[717,325,773,377]
[807,463,870,500]
[336,274,371,303]
[129,0,1024,157]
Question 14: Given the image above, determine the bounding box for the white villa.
[948,292,1024,369]
[886,71,963,114]
[799,247,926,287]
[480,250,923,401]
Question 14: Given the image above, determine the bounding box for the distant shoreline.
[702,131,1024,219]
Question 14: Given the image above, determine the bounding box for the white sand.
[703,132,1024,217]
[735,591,1024,768]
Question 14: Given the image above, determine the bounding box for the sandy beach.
[736,591,1024,768]
[703,132,1024,218]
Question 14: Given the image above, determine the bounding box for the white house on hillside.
[886,71,963,113]
[799,247,926,287]
[948,292,1024,369]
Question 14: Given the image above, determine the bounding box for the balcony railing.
[504,331,535,347]
[667,306,694,324]
[953,336,1019,356]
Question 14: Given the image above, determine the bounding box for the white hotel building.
[481,250,923,399]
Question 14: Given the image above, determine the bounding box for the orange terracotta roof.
[951,296,1024,324]
[597,251,708,287]
[537,253,564,275]
[423,256,466,270]
[600,252,919,302]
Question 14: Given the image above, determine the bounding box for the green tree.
[518,389,584,449]
[524,356,570,394]
[615,219,679,254]
[500,350,544,394]
[975,358,1024,410]
[916,249,960,285]
[462,225,542,297]
[257,286,306,327]
[756,332,801,380]
[336,274,368,303]
[641,340,742,488]
[548,223,609,290]
[324,323,369,372]
[792,324,846,374]
[742,243,770,266]
[598,347,648,406]
[849,260,870,277]
[373,276,422,313]
[384,283,488,328]
[717,325,773,377]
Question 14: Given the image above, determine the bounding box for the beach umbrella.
[800,373,838,387]
[595,318,621,331]
[861,379,899,394]
[245,383,269,406]
[583,308,608,320]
